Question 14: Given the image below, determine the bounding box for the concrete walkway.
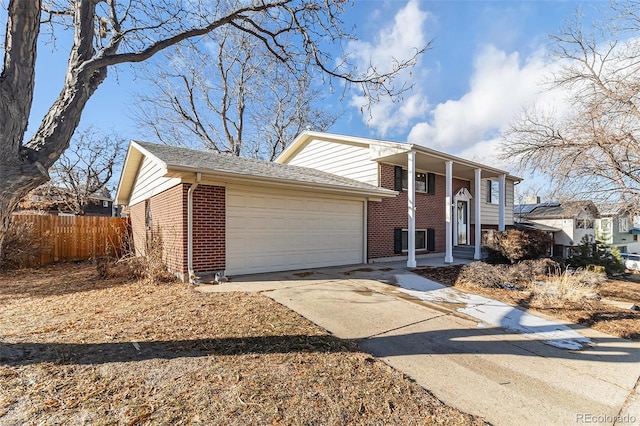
[197,263,640,426]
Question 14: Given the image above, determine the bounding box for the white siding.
[285,139,378,185]
[470,178,515,226]
[129,157,181,206]
[529,218,576,245]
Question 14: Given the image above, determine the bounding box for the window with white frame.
[401,229,427,251]
[575,218,594,229]
[401,170,427,192]
[599,218,612,233]
[400,170,436,194]
[619,217,630,233]
[486,179,499,204]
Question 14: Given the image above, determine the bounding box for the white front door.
[457,200,468,245]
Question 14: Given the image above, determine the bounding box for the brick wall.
[191,184,225,273]
[368,163,470,259]
[129,184,187,275]
[129,183,225,280]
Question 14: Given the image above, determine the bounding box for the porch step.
[452,245,487,260]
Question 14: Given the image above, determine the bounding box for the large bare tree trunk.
[0,0,42,253]
[0,0,106,255]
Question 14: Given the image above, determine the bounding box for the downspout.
[363,200,368,264]
[187,172,202,284]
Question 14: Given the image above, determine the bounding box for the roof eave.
[114,143,141,205]
[166,165,398,199]
[408,144,522,181]
[115,141,170,205]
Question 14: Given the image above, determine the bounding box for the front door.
[457,200,468,245]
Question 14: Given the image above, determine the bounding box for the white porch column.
[407,150,417,268]
[474,168,482,260]
[453,196,459,246]
[498,173,506,232]
[445,160,453,263]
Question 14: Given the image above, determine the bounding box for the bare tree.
[19,128,124,214]
[135,28,335,160]
[502,1,640,212]
[49,127,124,214]
[0,0,426,257]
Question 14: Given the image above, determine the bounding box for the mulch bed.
[415,264,640,340]
[0,262,486,425]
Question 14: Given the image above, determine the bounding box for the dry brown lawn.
[0,263,486,425]
[415,264,640,340]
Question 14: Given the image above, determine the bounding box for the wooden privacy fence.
[10,214,130,267]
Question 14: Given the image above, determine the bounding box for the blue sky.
[19,1,605,193]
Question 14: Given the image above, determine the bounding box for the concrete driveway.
[197,263,640,426]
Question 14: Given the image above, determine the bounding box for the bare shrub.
[533,269,603,303]
[456,262,509,288]
[1,220,51,269]
[98,229,177,284]
[486,229,552,264]
[507,258,562,283]
[572,268,607,287]
[95,256,116,279]
[136,232,175,284]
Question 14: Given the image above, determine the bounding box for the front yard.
[0,263,484,425]
[415,263,640,340]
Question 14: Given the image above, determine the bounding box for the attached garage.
[226,186,364,275]
[116,141,396,282]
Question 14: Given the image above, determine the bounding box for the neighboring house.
[18,185,116,217]
[595,203,639,253]
[515,201,599,258]
[115,132,520,282]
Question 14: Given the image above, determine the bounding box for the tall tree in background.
[502,1,640,210]
[136,28,336,160]
[0,0,426,257]
[47,127,124,215]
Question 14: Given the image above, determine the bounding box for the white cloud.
[408,45,551,152]
[347,0,430,136]
[455,137,507,168]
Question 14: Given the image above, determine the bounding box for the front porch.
[371,144,513,267]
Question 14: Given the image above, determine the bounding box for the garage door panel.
[226,188,363,275]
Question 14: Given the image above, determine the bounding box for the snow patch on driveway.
[395,273,593,350]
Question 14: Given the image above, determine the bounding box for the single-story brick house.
[115,132,520,282]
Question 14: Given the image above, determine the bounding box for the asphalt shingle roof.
[596,203,626,217]
[134,141,394,195]
[517,201,598,219]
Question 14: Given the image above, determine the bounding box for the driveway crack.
[615,373,640,423]
[365,313,451,339]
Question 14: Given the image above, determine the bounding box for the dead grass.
[599,277,640,303]
[0,262,485,425]
[533,270,602,303]
[415,263,640,340]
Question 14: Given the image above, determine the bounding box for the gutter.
[166,166,398,199]
[187,172,201,284]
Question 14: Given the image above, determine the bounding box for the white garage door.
[226,187,364,275]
